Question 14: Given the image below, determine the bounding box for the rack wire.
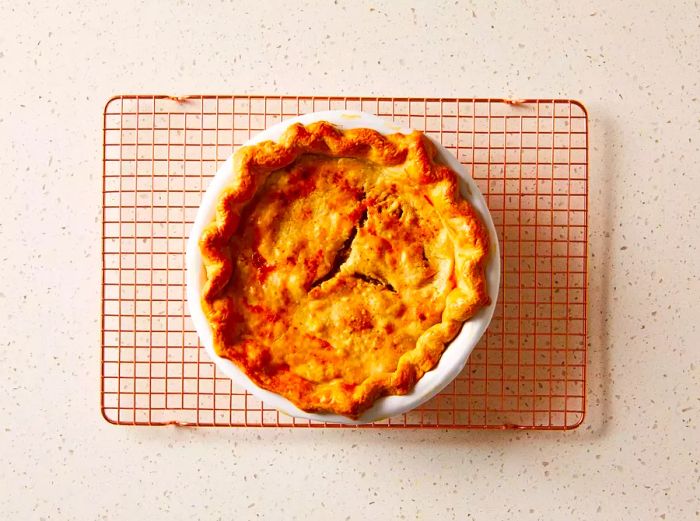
[102,95,588,429]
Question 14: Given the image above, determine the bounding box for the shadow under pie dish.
[186,111,500,424]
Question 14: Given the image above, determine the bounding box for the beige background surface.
[1,1,699,519]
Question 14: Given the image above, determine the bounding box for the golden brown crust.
[199,121,489,418]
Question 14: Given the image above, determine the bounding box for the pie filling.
[200,122,489,418]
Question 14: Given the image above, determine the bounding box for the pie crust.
[199,121,489,418]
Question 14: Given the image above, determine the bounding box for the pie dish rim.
[185,110,500,425]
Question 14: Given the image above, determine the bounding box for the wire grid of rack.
[102,95,588,429]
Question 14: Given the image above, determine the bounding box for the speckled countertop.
[1,1,699,519]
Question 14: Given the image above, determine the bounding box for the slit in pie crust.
[199,121,489,418]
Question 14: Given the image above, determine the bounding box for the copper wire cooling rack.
[102,95,588,429]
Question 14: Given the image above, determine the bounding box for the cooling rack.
[102,95,588,429]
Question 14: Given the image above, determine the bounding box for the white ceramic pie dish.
[186,110,500,424]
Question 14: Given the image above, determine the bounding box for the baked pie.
[199,121,489,418]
